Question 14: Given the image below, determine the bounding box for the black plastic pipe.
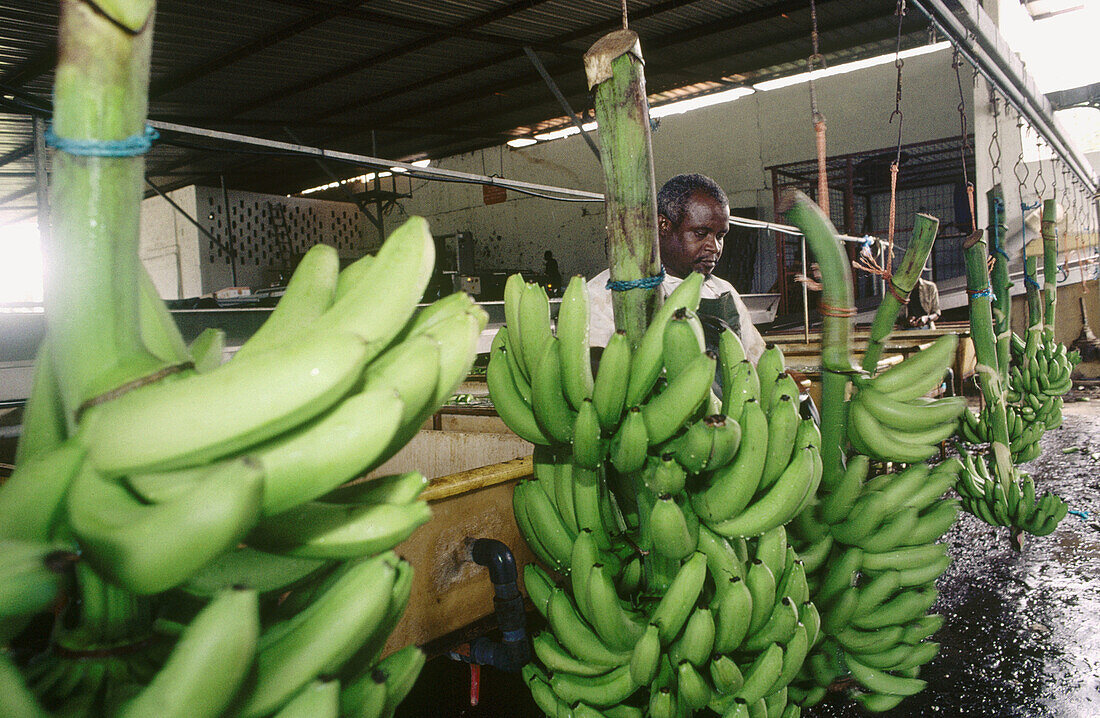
[451,538,530,673]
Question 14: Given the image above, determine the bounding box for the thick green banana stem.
[1024,256,1042,328]
[1040,199,1058,331]
[48,0,166,422]
[963,234,1014,484]
[780,190,855,489]
[860,213,940,373]
[583,30,662,349]
[987,186,1011,382]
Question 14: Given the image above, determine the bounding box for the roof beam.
[227,0,559,117]
[149,0,367,99]
[0,45,56,90]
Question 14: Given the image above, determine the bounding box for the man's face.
[659,191,729,278]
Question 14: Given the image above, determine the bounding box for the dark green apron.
[697,292,742,354]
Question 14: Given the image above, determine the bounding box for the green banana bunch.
[847,335,963,463]
[784,457,958,712]
[955,452,1068,535]
[3,217,483,716]
[1007,326,1078,403]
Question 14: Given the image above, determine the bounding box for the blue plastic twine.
[607,266,666,292]
[1024,275,1042,290]
[969,287,996,301]
[45,124,159,157]
[1021,201,1041,212]
[1068,509,1088,521]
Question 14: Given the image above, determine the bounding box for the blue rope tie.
[969,287,996,301]
[45,123,159,157]
[1021,201,1041,211]
[1068,509,1088,521]
[607,266,666,292]
[1024,275,1041,290]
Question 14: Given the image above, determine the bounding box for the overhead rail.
[149,119,875,244]
[909,0,1098,195]
[147,120,604,203]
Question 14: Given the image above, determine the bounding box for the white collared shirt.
[585,269,766,364]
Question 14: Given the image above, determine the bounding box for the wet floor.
[399,392,1100,718]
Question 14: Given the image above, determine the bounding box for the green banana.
[592,331,632,432]
[240,553,398,717]
[744,559,777,636]
[311,216,434,353]
[743,596,799,652]
[713,575,755,654]
[758,395,800,491]
[0,439,86,542]
[651,552,708,644]
[755,346,786,414]
[246,498,430,559]
[675,606,716,666]
[0,540,74,620]
[518,280,554,381]
[117,588,258,718]
[663,309,706,378]
[625,273,703,408]
[532,337,578,444]
[273,679,339,718]
[15,341,67,464]
[182,547,330,597]
[67,458,262,594]
[845,654,927,696]
[711,447,815,538]
[487,345,551,445]
[586,562,645,651]
[610,407,649,475]
[861,333,957,401]
[233,243,339,361]
[650,493,698,560]
[253,386,406,516]
[629,623,662,685]
[546,588,631,666]
[85,330,369,475]
[550,663,639,707]
[535,632,612,677]
[573,399,607,470]
[187,328,226,373]
[677,660,712,709]
[557,276,595,410]
[694,402,768,523]
[736,643,783,705]
[642,352,718,445]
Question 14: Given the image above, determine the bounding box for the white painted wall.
[392,47,974,283]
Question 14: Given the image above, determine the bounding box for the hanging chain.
[953,46,976,233]
[879,0,908,275]
[987,89,1002,186]
[1013,115,1030,205]
[1033,135,1046,199]
[808,0,829,216]
[889,0,906,166]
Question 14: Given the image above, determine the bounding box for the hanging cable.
[952,46,977,234]
[807,0,829,216]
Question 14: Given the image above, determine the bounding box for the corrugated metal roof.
[0,0,933,210]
